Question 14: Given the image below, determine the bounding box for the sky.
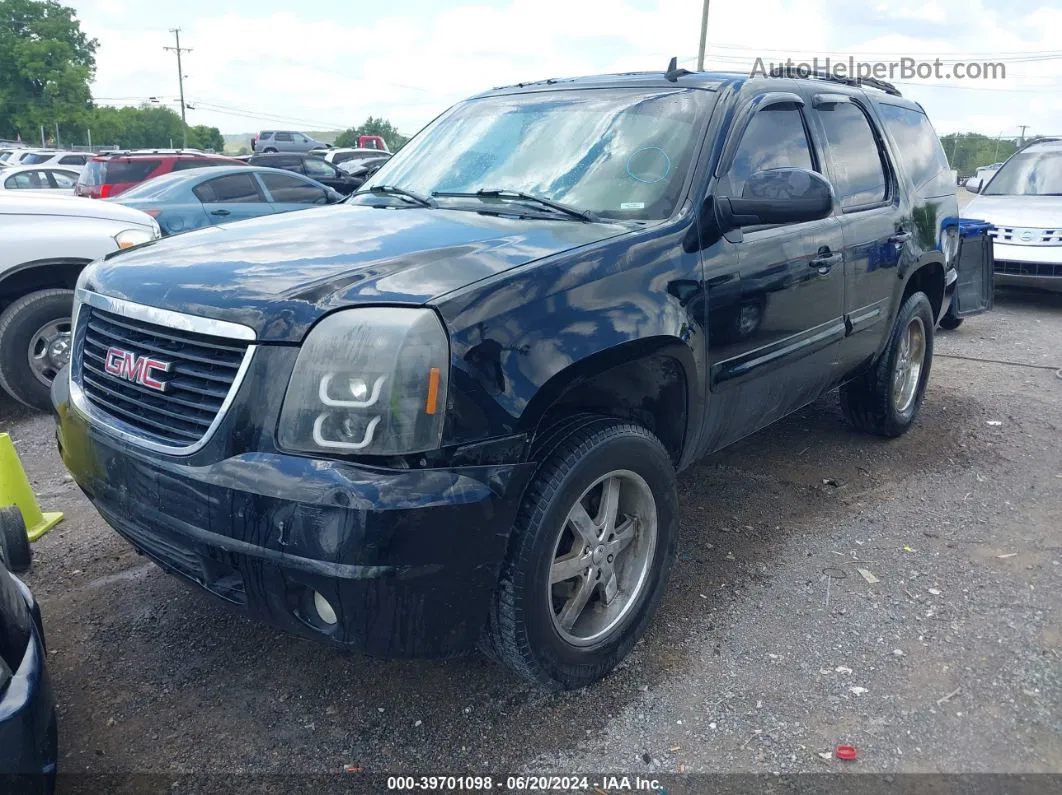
[69,0,1062,140]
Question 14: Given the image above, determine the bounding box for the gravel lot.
[2,282,1059,790]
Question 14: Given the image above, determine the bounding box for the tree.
[940,133,1020,176]
[187,124,224,152]
[335,116,408,151]
[0,0,98,140]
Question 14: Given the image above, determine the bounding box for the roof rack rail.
[767,65,902,97]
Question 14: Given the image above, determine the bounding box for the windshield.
[116,171,191,200]
[983,151,1062,196]
[363,88,715,220]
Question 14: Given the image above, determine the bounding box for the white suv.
[0,195,160,409]
[964,139,1062,292]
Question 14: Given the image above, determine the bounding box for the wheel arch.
[0,258,90,308]
[900,256,946,322]
[518,337,697,467]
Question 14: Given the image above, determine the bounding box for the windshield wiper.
[353,185,437,208]
[432,188,597,222]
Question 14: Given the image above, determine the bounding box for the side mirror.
[966,177,982,194]
[717,168,834,231]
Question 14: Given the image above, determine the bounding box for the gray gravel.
[1,286,1059,785]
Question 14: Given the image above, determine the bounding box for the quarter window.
[49,170,78,188]
[817,103,889,209]
[721,106,815,197]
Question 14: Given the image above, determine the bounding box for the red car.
[75,150,242,199]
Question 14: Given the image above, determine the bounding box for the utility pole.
[55,122,60,148]
[696,0,710,71]
[164,28,191,149]
[1017,124,1028,146]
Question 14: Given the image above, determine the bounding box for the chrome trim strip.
[69,290,257,457]
[75,289,257,341]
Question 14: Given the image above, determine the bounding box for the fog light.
[313,591,338,625]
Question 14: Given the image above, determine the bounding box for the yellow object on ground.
[0,432,63,541]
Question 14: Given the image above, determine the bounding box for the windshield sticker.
[620,201,646,210]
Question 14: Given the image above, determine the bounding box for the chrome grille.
[988,227,1062,246]
[74,300,253,449]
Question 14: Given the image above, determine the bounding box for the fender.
[436,216,707,460]
[0,257,91,300]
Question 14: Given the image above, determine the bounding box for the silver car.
[251,130,328,154]
[964,138,1062,292]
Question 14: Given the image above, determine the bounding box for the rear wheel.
[262,147,278,153]
[840,291,934,438]
[0,289,74,411]
[484,418,678,689]
[0,506,32,573]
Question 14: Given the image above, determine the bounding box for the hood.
[963,194,1062,228]
[82,203,627,342]
[0,193,157,226]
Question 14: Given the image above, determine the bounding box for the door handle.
[211,209,231,217]
[889,230,911,244]
[809,248,839,274]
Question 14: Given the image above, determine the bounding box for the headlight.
[278,308,449,455]
[114,227,156,249]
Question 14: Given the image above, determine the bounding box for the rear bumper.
[0,577,57,782]
[52,374,534,658]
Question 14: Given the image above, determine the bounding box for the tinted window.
[275,132,294,142]
[983,151,1062,196]
[84,159,162,186]
[817,103,889,208]
[59,154,87,165]
[21,153,52,165]
[261,172,327,203]
[302,158,336,178]
[49,170,78,188]
[721,106,815,197]
[194,173,262,203]
[877,103,952,197]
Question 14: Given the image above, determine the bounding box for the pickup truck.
[0,195,159,409]
[52,66,991,689]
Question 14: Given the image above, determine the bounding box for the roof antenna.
[665,56,690,83]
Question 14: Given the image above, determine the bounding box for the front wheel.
[0,289,74,411]
[840,291,935,438]
[484,418,678,689]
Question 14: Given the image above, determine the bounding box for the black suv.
[52,67,991,689]
[245,153,364,195]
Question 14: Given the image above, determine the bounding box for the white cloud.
[68,0,1062,138]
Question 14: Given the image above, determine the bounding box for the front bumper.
[52,374,534,658]
[993,242,1062,292]
[0,576,57,783]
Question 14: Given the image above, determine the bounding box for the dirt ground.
[2,285,1060,790]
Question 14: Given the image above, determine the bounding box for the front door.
[697,96,847,454]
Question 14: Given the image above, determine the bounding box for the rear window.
[80,159,162,186]
[877,103,954,197]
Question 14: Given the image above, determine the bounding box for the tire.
[262,147,278,153]
[0,506,32,573]
[0,289,75,411]
[840,291,935,438]
[483,418,678,690]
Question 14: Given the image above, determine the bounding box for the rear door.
[259,172,331,213]
[192,172,274,225]
[806,94,906,369]
[273,132,295,152]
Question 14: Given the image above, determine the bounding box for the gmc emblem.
[104,347,172,391]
